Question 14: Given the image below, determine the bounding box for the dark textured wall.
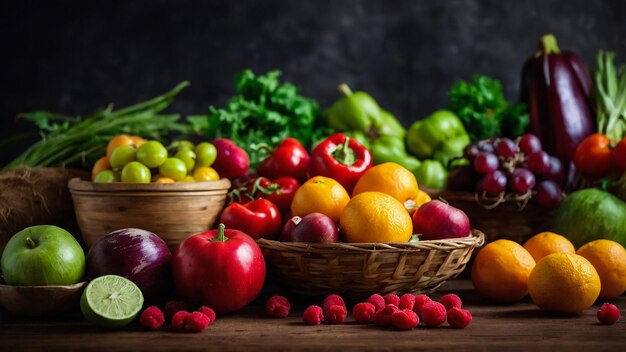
[1,0,625,165]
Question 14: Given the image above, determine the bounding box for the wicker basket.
[256,230,484,298]
[429,191,552,244]
[68,178,231,251]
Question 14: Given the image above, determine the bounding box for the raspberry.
[439,293,462,311]
[399,294,416,310]
[352,302,376,324]
[391,309,419,330]
[139,306,165,330]
[197,306,216,324]
[447,307,472,329]
[186,311,210,332]
[597,303,620,325]
[383,293,400,307]
[265,295,291,318]
[413,294,432,316]
[367,294,386,312]
[163,300,189,321]
[322,294,346,312]
[373,304,399,326]
[171,311,190,331]
[421,301,447,327]
[302,305,324,325]
[324,304,347,324]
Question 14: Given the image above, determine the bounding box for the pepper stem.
[213,223,228,242]
[331,136,356,166]
[26,237,37,249]
[539,34,561,55]
[338,84,353,96]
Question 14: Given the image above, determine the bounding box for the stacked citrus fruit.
[91,135,220,183]
[291,163,432,243]
[471,231,626,314]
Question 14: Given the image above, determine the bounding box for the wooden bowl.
[257,230,485,298]
[0,281,87,317]
[68,178,231,251]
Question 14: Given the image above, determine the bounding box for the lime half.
[80,275,144,328]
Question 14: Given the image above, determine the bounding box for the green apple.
[1,225,85,286]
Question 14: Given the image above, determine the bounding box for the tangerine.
[340,192,413,243]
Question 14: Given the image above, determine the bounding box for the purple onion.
[87,228,172,302]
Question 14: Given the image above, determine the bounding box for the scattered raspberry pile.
[139,300,216,332]
[297,292,472,329]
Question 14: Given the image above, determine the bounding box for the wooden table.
[1,280,624,351]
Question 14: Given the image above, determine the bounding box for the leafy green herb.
[594,51,626,141]
[195,69,330,167]
[448,75,529,141]
[4,82,190,169]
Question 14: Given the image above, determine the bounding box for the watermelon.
[550,188,626,249]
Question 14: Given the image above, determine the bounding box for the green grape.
[136,141,168,168]
[174,148,196,171]
[195,142,217,167]
[110,145,137,169]
[121,161,151,183]
[175,140,195,151]
[94,170,118,183]
[158,158,187,181]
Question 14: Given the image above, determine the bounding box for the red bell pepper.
[257,138,310,181]
[308,133,373,193]
[172,224,266,314]
[230,177,300,212]
[219,198,282,240]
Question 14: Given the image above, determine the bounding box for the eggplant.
[520,34,595,187]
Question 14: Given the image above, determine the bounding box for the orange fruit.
[528,253,600,314]
[154,177,175,183]
[471,239,536,302]
[577,239,626,300]
[130,136,147,148]
[340,192,413,243]
[106,135,136,159]
[291,176,350,223]
[406,189,432,215]
[523,232,575,262]
[91,156,111,180]
[352,162,419,212]
[193,167,220,181]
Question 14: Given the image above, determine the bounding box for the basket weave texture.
[68,178,231,251]
[257,230,484,298]
[431,191,551,244]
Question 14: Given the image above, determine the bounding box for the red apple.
[212,138,250,180]
[172,224,265,314]
[412,200,470,240]
[290,213,339,243]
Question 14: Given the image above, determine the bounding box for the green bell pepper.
[414,159,448,190]
[406,109,470,168]
[327,84,420,172]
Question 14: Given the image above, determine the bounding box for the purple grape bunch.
[463,134,563,209]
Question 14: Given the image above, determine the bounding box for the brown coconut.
[0,167,89,253]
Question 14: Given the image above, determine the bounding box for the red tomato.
[573,133,613,177]
[219,199,282,240]
[613,138,626,172]
[172,224,266,314]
